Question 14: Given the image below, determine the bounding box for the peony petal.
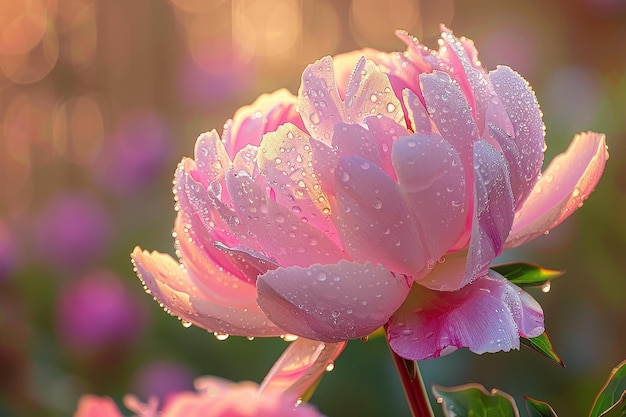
[132,248,282,336]
[298,56,345,145]
[507,131,608,248]
[332,122,382,166]
[191,130,233,186]
[402,88,432,134]
[364,115,410,181]
[489,65,545,207]
[225,89,304,156]
[259,338,347,398]
[420,71,479,164]
[257,261,411,342]
[213,242,279,285]
[387,270,544,360]
[225,167,344,267]
[392,133,467,277]
[343,56,405,126]
[333,156,425,275]
[259,124,340,247]
[463,140,515,288]
[74,395,124,417]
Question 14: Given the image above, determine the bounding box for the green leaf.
[590,360,626,417]
[525,396,559,417]
[521,333,564,367]
[491,262,564,288]
[432,383,520,417]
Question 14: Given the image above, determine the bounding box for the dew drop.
[317,272,327,282]
[214,332,230,341]
[370,94,378,103]
[181,320,192,328]
[325,363,335,372]
[386,102,396,112]
[541,281,551,293]
[340,171,350,182]
[309,112,321,125]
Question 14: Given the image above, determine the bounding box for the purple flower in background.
[131,360,195,404]
[177,47,254,107]
[34,192,111,272]
[56,270,145,351]
[93,110,171,195]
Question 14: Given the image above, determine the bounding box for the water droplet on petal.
[181,320,192,328]
[325,363,335,372]
[541,282,551,293]
[214,332,230,341]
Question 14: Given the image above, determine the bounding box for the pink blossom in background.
[56,270,146,351]
[92,110,171,195]
[33,192,112,272]
[75,377,326,417]
[133,26,608,363]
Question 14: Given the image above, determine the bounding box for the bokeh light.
[0,1,623,416]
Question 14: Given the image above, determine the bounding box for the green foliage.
[520,333,564,367]
[590,360,626,417]
[492,262,564,288]
[524,396,558,417]
[432,384,519,417]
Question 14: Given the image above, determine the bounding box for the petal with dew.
[259,123,340,246]
[392,132,467,279]
[132,248,282,337]
[257,261,411,342]
[192,130,232,186]
[489,65,545,207]
[259,338,347,399]
[463,140,515,288]
[298,56,345,145]
[387,270,544,360]
[333,156,425,275]
[225,89,304,156]
[507,131,608,248]
[225,167,344,267]
[343,56,405,126]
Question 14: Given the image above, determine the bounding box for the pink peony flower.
[133,27,608,361]
[74,377,326,417]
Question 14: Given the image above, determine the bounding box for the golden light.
[349,0,421,48]
[0,0,53,55]
[232,0,301,58]
[0,22,59,84]
[51,95,105,165]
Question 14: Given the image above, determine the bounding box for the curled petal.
[507,132,608,248]
[132,248,282,337]
[259,338,347,398]
[387,270,544,360]
[225,89,304,156]
[257,261,411,342]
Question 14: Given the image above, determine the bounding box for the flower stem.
[388,344,434,417]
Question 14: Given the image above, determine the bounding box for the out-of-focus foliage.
[0,1,624,416]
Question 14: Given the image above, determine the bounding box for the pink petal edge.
[507,131,608,248]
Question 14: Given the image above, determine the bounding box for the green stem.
[388,343,435,417]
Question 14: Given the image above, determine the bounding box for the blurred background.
[0,0,624,416]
